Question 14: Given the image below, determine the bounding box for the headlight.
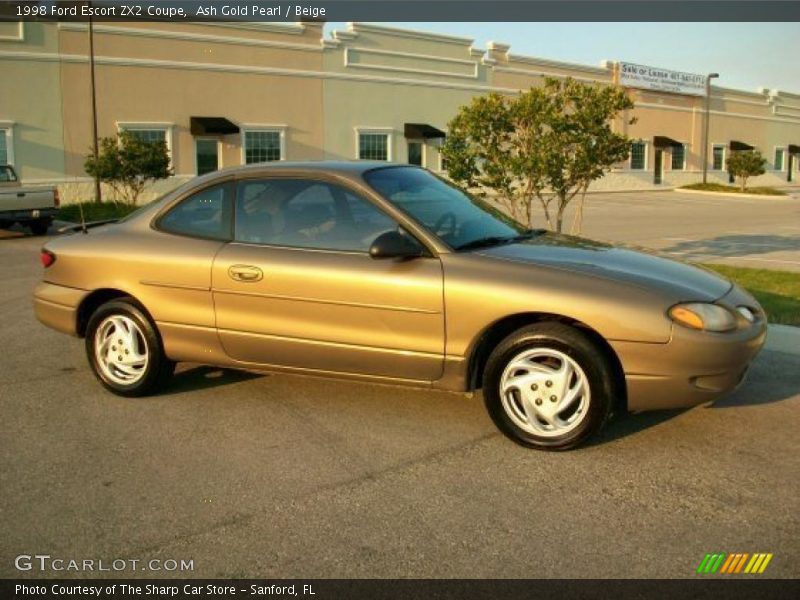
[668,302,737,332]
[737,306,755,323]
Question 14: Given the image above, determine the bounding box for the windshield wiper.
[511,228,546,241]
[455,236,514,251]
[455,229,544,251]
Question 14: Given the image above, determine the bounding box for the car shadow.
[662,233,800,259]
[0,225,28,240]
[0,222,58,239]
[161,365,263,396]
[585,409,687,447]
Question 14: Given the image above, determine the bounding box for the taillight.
[53,188,60,208]
[40,249,56,268]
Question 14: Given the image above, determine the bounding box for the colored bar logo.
[696,552,773,574]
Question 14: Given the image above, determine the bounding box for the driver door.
[212,176,445,382]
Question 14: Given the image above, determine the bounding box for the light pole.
[88,5,101,202]
[701,72,719,184]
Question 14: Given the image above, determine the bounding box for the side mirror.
[369,230,424,260]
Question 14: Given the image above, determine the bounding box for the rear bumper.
[1,207,58,223]
[33,281,88,337]
[612,287,768,412]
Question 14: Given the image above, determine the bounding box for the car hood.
[477,232,732,301]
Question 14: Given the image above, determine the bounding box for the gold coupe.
[35,163,767,449]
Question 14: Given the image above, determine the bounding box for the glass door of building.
[654,149,663,184]
[196,138,219,175]
[407,141,423,166]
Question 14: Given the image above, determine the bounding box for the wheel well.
[76,289,137,337]
[466,313,627,412]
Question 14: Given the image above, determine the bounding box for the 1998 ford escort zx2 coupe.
[35,162,767,449]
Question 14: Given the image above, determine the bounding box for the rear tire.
[29,219,51,235]
[85,299,175,397]
[483,322,615,450]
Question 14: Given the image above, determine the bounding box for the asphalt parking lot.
[575,188,800,272]
[1,191,799,579]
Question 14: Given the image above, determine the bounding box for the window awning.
[788,144,800,154]
[404,123,446,139]
[190,117,240,136]
[729,140,754,151]
[653,136,683,149]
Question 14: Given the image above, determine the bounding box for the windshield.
[363,167,528,250]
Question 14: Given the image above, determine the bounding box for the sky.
[324,22,800,94]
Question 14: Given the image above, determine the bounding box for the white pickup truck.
[0,165,59,235]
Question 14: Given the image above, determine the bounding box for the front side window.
[359,133,389,161]
[364,167,527,250]
[0,129,8,164]
[712,145,725,170]
[244,131,282,164]
[630,142,646,170]
[235,179,397,252]
[671,145,686,170]
[158,183,233,240]
[774,148,785,171]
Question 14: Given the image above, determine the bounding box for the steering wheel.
[431,211,457,239]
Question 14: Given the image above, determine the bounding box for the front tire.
[483,322,615,450]
[85,299,174,397]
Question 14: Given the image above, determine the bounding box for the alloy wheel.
[93,315,149,386]
[499,347,591,437]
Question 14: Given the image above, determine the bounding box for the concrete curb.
[766,324,800,356]
[677,188,796,200]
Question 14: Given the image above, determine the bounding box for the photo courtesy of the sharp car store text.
[1,1,798,599]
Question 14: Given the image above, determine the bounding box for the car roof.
[214,160,407,178]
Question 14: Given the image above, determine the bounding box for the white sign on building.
[619,62,706,96]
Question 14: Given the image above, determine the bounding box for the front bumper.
[611,286,768,412]
[33,281,88,337]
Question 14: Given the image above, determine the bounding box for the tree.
[84,130,172,205]
[727,150,766,191]
[440,77,635,233]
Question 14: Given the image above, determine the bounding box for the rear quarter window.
[157,182,233,240]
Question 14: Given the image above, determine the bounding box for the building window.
[243,130,282,164]
[671,145,686,170]
[117,123,173,163]
[0,124,15,166]
[125,128,167,145]
[630,141,646,170]
[774,148,785,171]
[0,129,8,165]
[357,130,391,161]
[712,145,725,170]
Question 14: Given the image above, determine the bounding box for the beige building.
[1,20,798,202]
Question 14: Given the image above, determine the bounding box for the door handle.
[228,265,263,282]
